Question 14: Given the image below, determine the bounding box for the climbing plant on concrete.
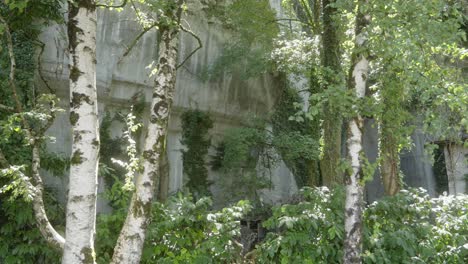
[180,109,213,198]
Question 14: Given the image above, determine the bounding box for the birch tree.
[343,0,369,263]
[111,1,185,262]
[62,0,100,262]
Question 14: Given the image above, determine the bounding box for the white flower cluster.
[270,32,321,72]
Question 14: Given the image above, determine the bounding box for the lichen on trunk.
[343,1,370,263]
[62,1,99,263]
[111,2,184,262]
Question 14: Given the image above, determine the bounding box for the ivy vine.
[180,109,213,198]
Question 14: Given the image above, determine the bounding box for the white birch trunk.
[31,145,67,249]
[63,1,99,263]
[343,2,370,263]
[111,24,181,264]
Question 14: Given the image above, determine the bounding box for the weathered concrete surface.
[38,1,297,208]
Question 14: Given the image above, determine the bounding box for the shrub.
[256,187,345,263]
[142,194,251,263]
[363,188,468,263]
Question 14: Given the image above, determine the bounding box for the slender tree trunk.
[320,0,344,187]
[307,67,321,187]
[157,151,170,202]
[111,2,184,261]
[343,1,370,263]
[63,1,99,263]
[380,123,400,195]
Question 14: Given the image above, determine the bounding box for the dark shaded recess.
[433,144,448,195]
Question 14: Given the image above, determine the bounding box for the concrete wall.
[38,1,297,208]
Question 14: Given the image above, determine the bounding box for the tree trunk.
[380,123,400,196]
[157,151,170,202]
[320,0,344,187]
[111,5,183,260]
[343,1,370,263]
[63,1,99,263]
[307,67,322,187]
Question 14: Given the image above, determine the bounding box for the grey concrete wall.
[38,1,297,208]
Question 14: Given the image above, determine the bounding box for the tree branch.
[118,23,158,64]
[0,14,23,115]
[0,13,65,249]
[176,25,202,69]
[96,0,128,8]
[31,144,65,249]
[34,40,55,93]
[0,104,14,112]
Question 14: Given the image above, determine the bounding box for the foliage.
[212,122,273,204]
[255,187,468,264]
[271,80,320,187]
[256,186,345,263]
[95,178,130,263]
[180,109,213,198]
[109,108,143,191]
[142,194,251,264]
[201,0,279,80]
[0,187,63,264]
[0,2,65,263]
[363,188,468,263]
[95,187,251,264]
[212,111,319,203]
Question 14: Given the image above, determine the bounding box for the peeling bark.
[63,1,99,263]
[111,2,184,262]
[344,1,370,263]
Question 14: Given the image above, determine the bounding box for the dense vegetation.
[0,0,466,263]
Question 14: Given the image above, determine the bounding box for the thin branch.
[34,40,55,93]
[96,0,128,8]
[0,14,23,115]
[176,25,202,69]
[130,0,143,23]
[270,18,311,27]
[0,148,8,168]
[0,104,14,112]
[118,23,158,64]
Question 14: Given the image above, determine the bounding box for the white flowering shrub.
[256,187,467,263]
[271,33,321,72]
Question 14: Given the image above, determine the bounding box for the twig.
[96,0,128,8]
[118,23,158,64]
[34,40,55,93]
[176,25,202,69]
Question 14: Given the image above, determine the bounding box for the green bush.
[363,188,468,263]
[142,194,251,264]
[95,190,251,264]
[256,187,345,263]
[255,187,467,264]
[0,188,64,264]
